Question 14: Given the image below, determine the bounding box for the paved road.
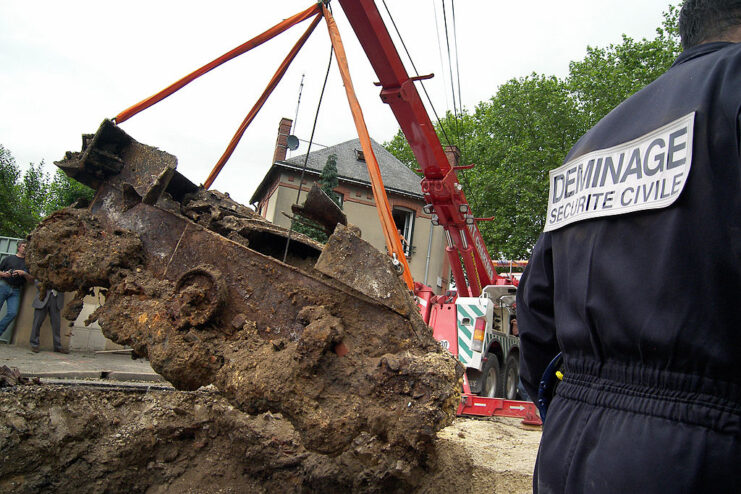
[0,343,166,383]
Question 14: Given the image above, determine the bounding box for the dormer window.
[354,149,365,162]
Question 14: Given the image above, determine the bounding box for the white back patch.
[544,112,695,232]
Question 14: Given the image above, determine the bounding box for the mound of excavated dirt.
[26,204,463,491]
[17,122,536,492]
[0,385,539,494]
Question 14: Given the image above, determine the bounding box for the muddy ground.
[0,384,540,493]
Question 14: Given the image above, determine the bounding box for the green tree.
[466,75,584,259]
[292,154,343,243]
[567,6,681,128]
[384,3,682,259]
[384,132,419,173]
[319,153,341,206]
[0,145,25,236]
[0,145,94,237]
[20,162,50,222]
[46,169,94,213]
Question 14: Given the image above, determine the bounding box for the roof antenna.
[288,74,305,157]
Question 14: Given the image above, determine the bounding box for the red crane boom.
[336,0,507,297]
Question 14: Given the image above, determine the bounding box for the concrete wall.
[10,286,122,353]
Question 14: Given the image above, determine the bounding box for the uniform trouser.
[0,282,21,336]
[29,301,61,350]
[534,377,741,494]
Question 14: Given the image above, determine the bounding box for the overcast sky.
[1,0,675,206]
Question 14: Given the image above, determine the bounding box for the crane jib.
[339,0,500,288]
[468,224,495,282]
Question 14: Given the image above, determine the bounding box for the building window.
[354,149,365,162]
[392,207,415,257]
[334,191,344,207]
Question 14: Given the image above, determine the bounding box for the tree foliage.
[384,132,419,173]
[0,145,24,237]
[465,75,585,258]
[319,154,341,204]
[384,3,681,259]
[567,5,681,128]
[292,154,343,243]
[0,145,94,238]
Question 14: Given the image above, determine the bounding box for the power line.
[450,0,468,164]
[283,45,334,263]
[440,0,458,119]
[432,0,450,117]
[440,0,462,145]
[451,0,464,117]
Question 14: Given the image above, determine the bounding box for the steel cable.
[282,43,334,263]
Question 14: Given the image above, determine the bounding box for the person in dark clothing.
[29,281,66,353]
[0,240,33,339]
[516,1,741,493]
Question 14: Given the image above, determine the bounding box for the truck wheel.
[504,353,519,400]
[481,353,502,398]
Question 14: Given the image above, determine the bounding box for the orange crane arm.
[322,4,414,290]
[204,14,322,189]
[337,0,508,296]
[114,3,321,125]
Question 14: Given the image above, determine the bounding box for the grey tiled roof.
[284,138,423,197]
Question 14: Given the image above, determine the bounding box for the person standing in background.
[0,240,33,339]
[29,281,66,353]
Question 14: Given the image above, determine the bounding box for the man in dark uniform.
[517,1,741,492]
[0,240,33,339]
[29,281,66,353]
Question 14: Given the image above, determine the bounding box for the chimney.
[443,145,461,168]
[272,117,294,163]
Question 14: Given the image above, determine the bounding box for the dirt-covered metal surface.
[22,121,464,491]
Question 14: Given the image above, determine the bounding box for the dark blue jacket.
[517,42,741,493]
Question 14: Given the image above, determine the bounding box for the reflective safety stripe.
[457,303,484,364]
